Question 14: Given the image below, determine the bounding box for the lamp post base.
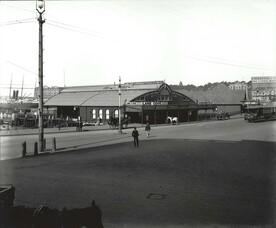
[117,124,123,134]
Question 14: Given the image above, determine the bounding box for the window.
[160,95,170,101]
[92,109,96,119]
[136,96,145,101]
[99,109,103,119]
[158,87,171,101]
[106,109,110,119]
[115,109,119,118]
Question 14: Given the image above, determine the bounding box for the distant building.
[34,86,64,101]
[172,83,245,114]
[228,82,247,90]
[251,76,276,103]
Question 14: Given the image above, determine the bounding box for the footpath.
[0,124,113,137]
[0,114,244,137]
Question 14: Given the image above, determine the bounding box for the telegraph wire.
[0,18,36,26]
[47,19,99,36]
[46,19,274,71]
[179,54,273,71]
[180,52,274,70]
[150,3,275,50]
[2,3,34,14]
[46,22,98,37]
[2,2,274,73]
[6,60,37,76]
[46,20,133,46]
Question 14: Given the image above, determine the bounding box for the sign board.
[244,101,257,105]
[126,101,168,106]
[252,76,276,83]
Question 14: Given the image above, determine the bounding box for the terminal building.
[44,81,217,124]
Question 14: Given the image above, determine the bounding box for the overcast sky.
[0,0,275,97]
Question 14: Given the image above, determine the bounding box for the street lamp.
[118,76,122,134]
[36,0,45,152]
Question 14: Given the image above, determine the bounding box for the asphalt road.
[1,118,276,227]
[1,118,275,160]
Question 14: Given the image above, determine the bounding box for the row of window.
[252,90,276,96]
[229,85,247,90]
[136,91,189,102]
[91,109,119,119]
[136,95,172,101]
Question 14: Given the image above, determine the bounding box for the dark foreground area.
[1,138,275,227]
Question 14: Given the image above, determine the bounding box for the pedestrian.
[80,121,83,131]
[132,127,139,147]
[145,122,151,138]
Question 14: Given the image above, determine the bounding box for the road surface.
[0,118,276,227]
[1,118,275,160]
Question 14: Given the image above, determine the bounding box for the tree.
[179,81,183,86]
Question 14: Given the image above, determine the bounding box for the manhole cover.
[146,193,166,200]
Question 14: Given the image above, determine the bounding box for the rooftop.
[61,81,164,93]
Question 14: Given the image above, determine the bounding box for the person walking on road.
[132,127,139,147]
[145,123,151,138]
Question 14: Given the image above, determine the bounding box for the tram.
[245,104,276,122]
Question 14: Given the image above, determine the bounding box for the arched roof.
[44,81,196,107]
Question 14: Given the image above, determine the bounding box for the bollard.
[44,138,46,151]
[52,137,56,151]
[22,141,27,157]
[34,142,38,156]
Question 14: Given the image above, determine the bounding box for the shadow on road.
[56,134,131,151]
[1,138,275,227]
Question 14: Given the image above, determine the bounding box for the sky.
[0,0,275,97]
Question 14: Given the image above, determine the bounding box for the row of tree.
[177,80,252,91]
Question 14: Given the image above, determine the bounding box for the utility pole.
[37,0,45,152]
[9,74,12,99]
[63,69,66,87]
[118,76,122,134]
[21,76,24,100]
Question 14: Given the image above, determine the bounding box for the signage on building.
[252,76,276,83]
[244,101,257,105]
[252,90,276,96]
[126,101,168,106]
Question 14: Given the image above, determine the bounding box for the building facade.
[44,81,217,124]
[228,82,247,90]
[251,76,276,103]
[34,86,64,101]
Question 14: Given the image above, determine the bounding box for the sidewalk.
[0,124,116,136]
[0,114,244,137]
[0,123,146,137]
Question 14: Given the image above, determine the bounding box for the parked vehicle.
[244,113,251,120]
[216,112,230,120]
[245,104,276,122]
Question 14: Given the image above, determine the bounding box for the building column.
[141,110,144,126]
[154,110,156,126]
[86,107,88,122]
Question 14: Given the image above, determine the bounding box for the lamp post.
[36,0,45,152]
[118,76,122,134]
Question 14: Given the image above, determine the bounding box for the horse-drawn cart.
[108,117,130,129]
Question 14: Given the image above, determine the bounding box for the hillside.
[172,84,245,104]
